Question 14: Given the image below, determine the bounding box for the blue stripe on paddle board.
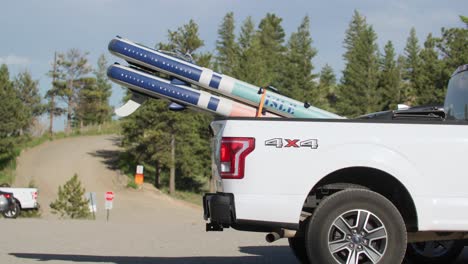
[209,74,222,89]
[207,97,220,111]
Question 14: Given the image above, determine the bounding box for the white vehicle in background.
[0,186,38,218]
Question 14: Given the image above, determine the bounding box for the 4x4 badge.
[265,138,318,149]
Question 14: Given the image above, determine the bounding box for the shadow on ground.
[10,246,298,264]
[10,246,468,264]
[87,136,123,171]
[88,149,123,171]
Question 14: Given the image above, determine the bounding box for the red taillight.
[3,194,11,199]
[32,191,37,200]
[220,137,255,179]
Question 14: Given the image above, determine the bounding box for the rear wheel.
[305,189,407,264]
[288,237,309,264]
[405,240,464,264]
[3,200,20,218]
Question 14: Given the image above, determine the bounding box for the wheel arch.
[303,166,418,231]
[14,198,22,209]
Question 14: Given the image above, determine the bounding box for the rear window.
[444,65,468,121]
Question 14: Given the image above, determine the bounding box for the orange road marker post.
[135,165,144,186]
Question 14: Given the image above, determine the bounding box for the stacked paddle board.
[107,36,342,119]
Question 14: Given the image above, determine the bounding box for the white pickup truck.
[203,64,468,264]
[0,186,38,218]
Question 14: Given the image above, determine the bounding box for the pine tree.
[256,13,287,87]
[54,49,92,134]
[49,174,90,219]
[316,64,337,111]
[234,17,265,84]
[418,34,444,106]
[158,19,212,65]
[281,16,318,101]
[378,41,401,110]
[13,71,44,134]
[215,12,239,75]
[45,52,65,135]
[233,14,287,87]
[169,19,203,54]
[124,20,213,195]
[0,64,23,165]
[94,54,112,123]
[402,28,422,105]
[161,19,212,194]
[75,55,112,127]
[337,11,380,117]
[238,16,255,52]
[461,15,468,27]
[437,19,468,86]
[74,77,99,127]
[361,25,380,112]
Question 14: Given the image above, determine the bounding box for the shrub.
[49,174,90,219]
[126,180,138,189]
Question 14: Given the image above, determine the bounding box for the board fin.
[168,102,187,111]
[115,92,147,117]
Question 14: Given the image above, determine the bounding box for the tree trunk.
[49,52,57,137]
[49,95,54,136]
[169,133,176,195]
[66,79,73,135]
[155,160,160,189]
[66,97,72,135]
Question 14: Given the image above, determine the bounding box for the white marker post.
[105,191,114,222]
[86,192,97,220]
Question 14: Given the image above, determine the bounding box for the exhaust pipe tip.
[265,229,298,243]
[265,232,281,243]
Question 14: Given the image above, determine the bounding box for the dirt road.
[14,135,128,217]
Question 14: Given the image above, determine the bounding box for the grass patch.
[65,122,122,137]
[126,180,139,189]
[0,159,16,185]
[51,121,121,139]
[20,208,41,218]
[161,188,203,207]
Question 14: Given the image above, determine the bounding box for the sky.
[1,0,467,130]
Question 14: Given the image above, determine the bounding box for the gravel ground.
[0,202,294,264]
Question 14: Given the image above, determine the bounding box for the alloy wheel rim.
[328,209,388,264]
[4,205,18,217]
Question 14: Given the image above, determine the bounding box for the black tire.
[288,237,309,264]
[3,201,20,218]
[305,188,407,264]
[405,240,464,264]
